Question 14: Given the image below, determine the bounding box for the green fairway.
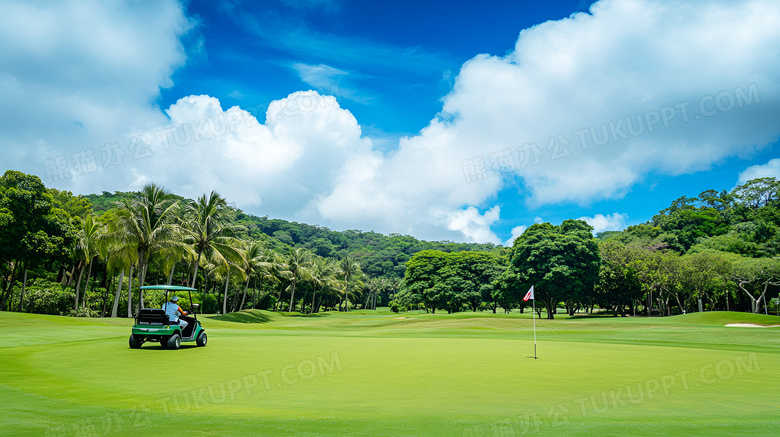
[1,310,778,436]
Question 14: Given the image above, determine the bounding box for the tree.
[218,257,245,315]
[114,183,184,310]
[183,191,241,289]
[733,177,779,209]
[681,252,733,311]
[503,220,600,319]
[238,241,271,311]
[0,171,73,311]
[595,242,642,316]
[309,257,337,313]
[72,215,104,312]
[733,257,780,313]
[339,255,361,312]
[286,248,312,312]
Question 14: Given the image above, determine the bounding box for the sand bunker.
[725,323,780,328]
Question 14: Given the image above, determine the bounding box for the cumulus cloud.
[0,0,194,190]
[5,0,780,243]
[314,0,780,239]
[441,206,501,244]
[127,92,376,216]
[433,0,780,207]
[578,213,629,234]
[504,225,527,246]
[737,158,780,185]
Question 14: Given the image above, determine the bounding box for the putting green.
[1,310,778,436]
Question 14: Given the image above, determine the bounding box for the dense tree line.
[1,171,489,317]
[0,171,398,317]
[398,179,780,317]
[2,170,779,318]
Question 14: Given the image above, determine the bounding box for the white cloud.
[438,0,780,207]
[578,213,629,234]
[315,0,780,239]
[441,206,502,244]
[0,0,193,190]
[505,225,527,246]
[292,63,348,89]
[738,158,780,185]
[5,0,780,244]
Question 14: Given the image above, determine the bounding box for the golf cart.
[129,285,207,350]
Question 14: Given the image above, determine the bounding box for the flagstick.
[532,296,537,359]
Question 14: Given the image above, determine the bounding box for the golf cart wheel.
[159,338,168,349]
[166,333,181,350]
[196,332,207,347]
[129,335,142,349]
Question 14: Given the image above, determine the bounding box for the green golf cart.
[129,285,207,350]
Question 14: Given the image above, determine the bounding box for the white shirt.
[162,301,182,322]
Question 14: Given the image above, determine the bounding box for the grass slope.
[0,310,778,436]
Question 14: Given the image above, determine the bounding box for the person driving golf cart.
[162,296,188,330]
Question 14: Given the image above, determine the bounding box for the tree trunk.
[675,293,685,314]
[222,269,231,314]
[82,257,94,309]
[310,289,317,314]
[287,279,297,312]
[111,268,125,317]
[345,276,350,312]
[546,297,555,319]
[74,261,85,312]
[191,252,202,288]
[647,290,652,316]
[127,264,135,317]
[167,261,176,285]
[66,263,75,287]
[18,263,29,313]
[138,259,147,309]
[252,278,259,309]
[56,265,65,284]
[239,277,250,311]
[275,284,284,311]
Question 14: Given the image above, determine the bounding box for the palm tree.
[286,247,312,312]
[365,277,386,310]
[339,256,361,312]
[73,215,103,312]
[102,218,138,317]
[114,183,184,310]
[238,241,274,311]
[309,257,337,313]
[217,258,245,315]
[183,191,241,289]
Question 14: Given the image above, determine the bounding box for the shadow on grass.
[567,313,626,320]
[211,310,273,324]
[276,312,327,318]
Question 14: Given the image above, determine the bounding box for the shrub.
[23,279,75,315]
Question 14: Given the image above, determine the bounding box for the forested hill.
[78,176,780,279]
[85,191,499,279]
[594,178,780,258]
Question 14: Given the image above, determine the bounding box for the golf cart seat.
[136,308,175,326]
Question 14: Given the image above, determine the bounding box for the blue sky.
[2,0,779,244]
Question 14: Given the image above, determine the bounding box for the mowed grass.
[1,310,778,436]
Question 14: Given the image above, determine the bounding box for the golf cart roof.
[140,285,197,291]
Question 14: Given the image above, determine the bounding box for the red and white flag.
[523,285,534,302]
